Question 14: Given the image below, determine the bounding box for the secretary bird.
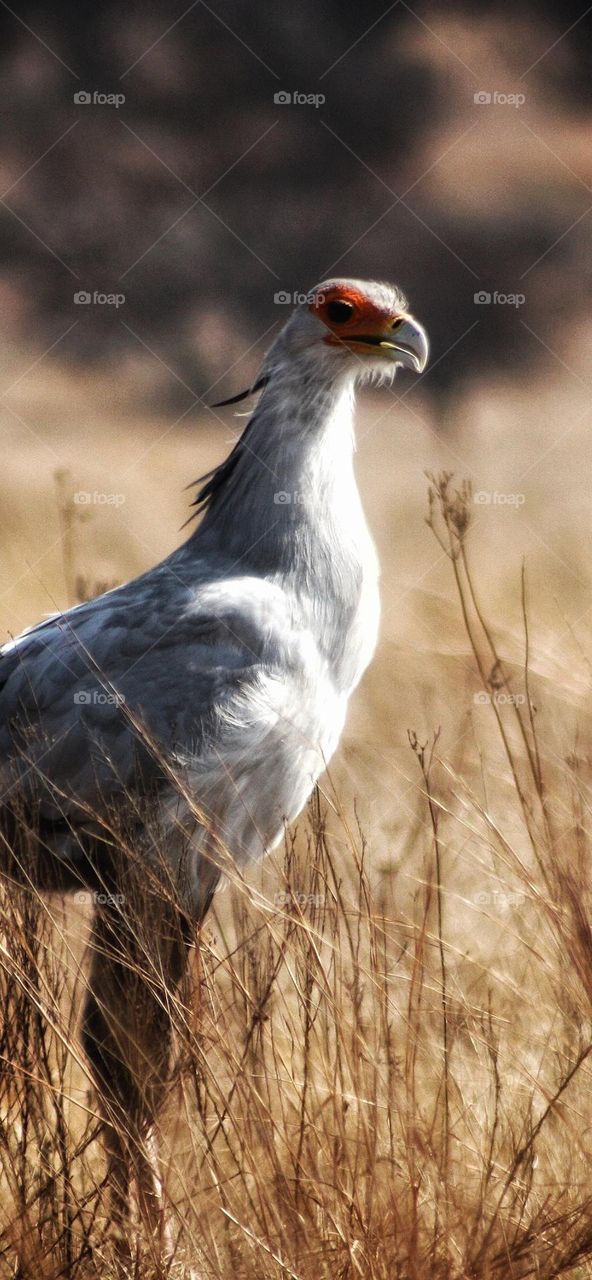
[0,278,428,1253]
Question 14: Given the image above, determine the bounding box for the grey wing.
[0,574,269,829]
[0,564,326,916]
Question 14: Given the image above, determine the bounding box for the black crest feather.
[183,375,268,524]
[210,374,268,408]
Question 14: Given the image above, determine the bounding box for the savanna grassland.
[1,334,592,1278]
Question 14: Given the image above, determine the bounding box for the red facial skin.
[309,286,405,350]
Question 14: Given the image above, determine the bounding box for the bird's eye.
[325,299,355,324]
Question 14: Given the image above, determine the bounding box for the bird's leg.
[135,1126,175,1255]
[103,1124,132,1262]
[103,1117,171,1263]
[81,891,190,1262]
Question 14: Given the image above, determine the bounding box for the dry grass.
[2,351,592,1275]
[1,466,592,1277]
[0,11,589,1269]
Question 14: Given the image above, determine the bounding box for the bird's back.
[0,277,428,913]
[0,534,357,910]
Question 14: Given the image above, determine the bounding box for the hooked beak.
[377,314,429,373]
[339,313,429,373]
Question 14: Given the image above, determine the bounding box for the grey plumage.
[0,278,428,1251]
[1,282,427,904]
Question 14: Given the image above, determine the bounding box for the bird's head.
[271,277,428,386]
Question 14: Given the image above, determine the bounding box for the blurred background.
[0,0,591,849]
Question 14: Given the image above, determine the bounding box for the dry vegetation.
[1,354,592,1278]
[0,3,589,1273]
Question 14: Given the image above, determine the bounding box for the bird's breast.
[302,499,381,696]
